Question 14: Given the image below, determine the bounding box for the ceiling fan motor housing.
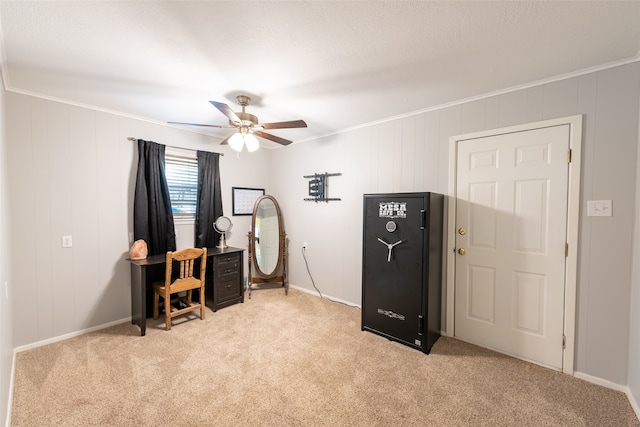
[234,111,258,127]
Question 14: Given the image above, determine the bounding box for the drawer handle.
[225,284,232,289]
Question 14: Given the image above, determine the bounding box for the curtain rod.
[127,137,224,156]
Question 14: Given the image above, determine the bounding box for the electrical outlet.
[303,242,308,249]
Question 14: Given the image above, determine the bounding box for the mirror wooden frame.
[247,195,288,297]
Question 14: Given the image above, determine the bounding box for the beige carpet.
[11,288,640,426]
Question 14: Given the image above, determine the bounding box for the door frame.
[445,115,583,374]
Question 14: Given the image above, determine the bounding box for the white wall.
[0,76,13,427]
[5,92,270,347]
[272,62,640,387]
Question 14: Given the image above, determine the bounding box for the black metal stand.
[303,172,342,202]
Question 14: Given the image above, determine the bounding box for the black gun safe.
[362,192,444,354]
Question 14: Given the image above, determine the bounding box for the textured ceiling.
[1,1,639,148]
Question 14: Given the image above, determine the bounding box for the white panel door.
[454,124,570,370]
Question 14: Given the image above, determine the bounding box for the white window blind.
[165,152,198,219]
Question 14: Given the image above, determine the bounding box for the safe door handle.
[377,238,404,262]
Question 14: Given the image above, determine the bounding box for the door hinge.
[568,149,572,163]
[565,243,569,257]
[562,335,566,349]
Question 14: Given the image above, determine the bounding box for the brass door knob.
[458,227,466,235]
[458,248,466,255]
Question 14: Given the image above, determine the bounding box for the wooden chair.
[153,247,207,331]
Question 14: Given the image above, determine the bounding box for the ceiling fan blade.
[253,130,292,146]
[168,121,233,128]
[210,101,241,125]
[219,133,236,146]
[260,120,307,130]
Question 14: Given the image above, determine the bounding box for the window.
[165,151,198,220]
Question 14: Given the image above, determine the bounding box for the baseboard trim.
[5,350,15,427]
[574,371,627,393]
[575,371,640,421]
[288,284,361,308]
[13,317,131,354]
[628,388,640,423]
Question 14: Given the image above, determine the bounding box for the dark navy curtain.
[133,139,176,256]
[195,150,223,248]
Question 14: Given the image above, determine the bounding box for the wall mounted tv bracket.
[303,172,342,202]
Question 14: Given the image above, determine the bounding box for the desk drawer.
[217,264,239,279]
[215,253,241,269]
[216,279,241,303]
[215,255,240,277]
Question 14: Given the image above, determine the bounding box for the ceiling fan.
[169,95,307,152]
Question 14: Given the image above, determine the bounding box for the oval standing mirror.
[252,196,282,277]
[247,195,287,297]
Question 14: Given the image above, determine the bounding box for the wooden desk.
[128,246,244,336]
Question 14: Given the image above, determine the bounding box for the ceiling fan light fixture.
[245,133,259,152]
[228,132,245,152]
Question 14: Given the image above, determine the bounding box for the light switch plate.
[587,200,612,217]
[62,235,73,248]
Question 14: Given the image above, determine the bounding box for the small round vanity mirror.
[213,216,232,248]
